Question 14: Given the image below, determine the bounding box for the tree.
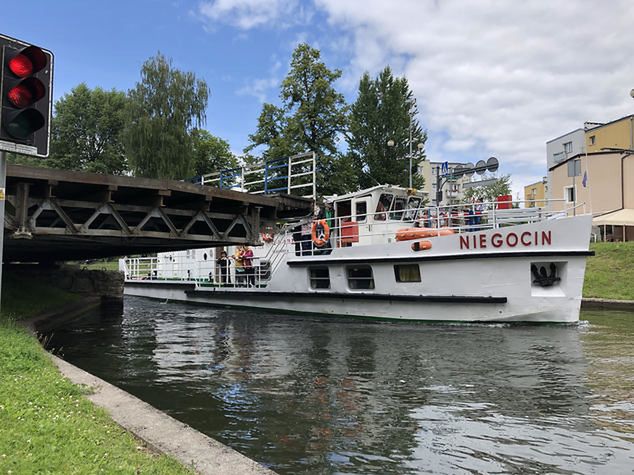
[244,103,297,160]
[246,43,353,195]
[45,84,128,174]
[124,53,209,179]
[191,129,238,177]
[347,67,426,189]
[464,174,512,202]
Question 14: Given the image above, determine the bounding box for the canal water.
[46,297,634,474]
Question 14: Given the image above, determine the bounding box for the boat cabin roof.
[326,185,427,204]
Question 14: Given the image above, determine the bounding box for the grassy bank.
[0,272,190,474]
[584,241,634,301]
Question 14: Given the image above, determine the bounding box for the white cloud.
[236,60,283,102]
[198,0,312,29]
[198,0,634,189]
[312,0,634,185]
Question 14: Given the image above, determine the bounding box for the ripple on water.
[45,298,634,475]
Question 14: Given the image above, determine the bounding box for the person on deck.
[233,247,245,286]
[217,250,231,285]
[241,245,255,286]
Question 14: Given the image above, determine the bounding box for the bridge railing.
[195,152,317,199]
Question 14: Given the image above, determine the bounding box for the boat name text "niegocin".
[459,230,552,250]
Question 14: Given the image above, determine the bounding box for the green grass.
[583,241,634,300]
[0,271,192,474]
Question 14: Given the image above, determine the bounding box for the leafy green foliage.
[245,103,298,160]
[124,53,209,179]
[48,84,129,174]
[7,84,129,174]
[191,129,238,177]
[246,43,353,195]
[348,67,426,189]
[464,174,512,202]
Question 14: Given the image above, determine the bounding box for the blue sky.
[4,0,634,196]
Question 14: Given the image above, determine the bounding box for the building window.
[347,266,375,290]
[563,141,572,154]
[565,186,575,203]
[589,135,596,145]
[394,264,421,282]
[309,267,330,289]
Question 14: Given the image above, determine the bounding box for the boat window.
[404,197,421,221]
[309,267,330,289]
[355,201,367,222]
[390,197,407,220]
[347,266,375,290]
[375,194,393,221]
[394,264,421,282]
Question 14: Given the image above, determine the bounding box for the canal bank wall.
[7,263,124,305]
[49,354,275,475]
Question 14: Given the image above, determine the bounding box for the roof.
[326,184,426,202]
[593,209,634,226]
[584,114,634,133]
[546,128,584,144]
[548,150,629,172]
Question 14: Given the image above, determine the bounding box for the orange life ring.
[261,232,274,243]
[311,219,330,247]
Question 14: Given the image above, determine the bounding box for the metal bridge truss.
[2,165,311,262]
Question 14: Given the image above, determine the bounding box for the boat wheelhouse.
[121,182,593,323]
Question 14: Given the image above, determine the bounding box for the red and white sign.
[459,230,552,250]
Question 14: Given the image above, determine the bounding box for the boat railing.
[289,198,585,255]
[121,252,276,288]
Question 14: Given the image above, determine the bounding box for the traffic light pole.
[0,151,6,312]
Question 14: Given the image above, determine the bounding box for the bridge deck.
[4,165,312,262]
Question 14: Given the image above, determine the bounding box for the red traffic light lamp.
[0,35,53,157]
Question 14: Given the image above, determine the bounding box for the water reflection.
[46,299,634,474]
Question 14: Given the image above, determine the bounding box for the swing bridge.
[3,160,314,262]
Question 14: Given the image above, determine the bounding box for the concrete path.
[51,355,275,475]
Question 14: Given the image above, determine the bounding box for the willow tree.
[347,67,426,189]
[124,53,209,179]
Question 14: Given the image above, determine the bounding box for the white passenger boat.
[121,182,593,323]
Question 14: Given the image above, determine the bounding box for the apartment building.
[523,179,547,208]
[546,128,585,170]
[419,160,472,206]
[549,150,634,241]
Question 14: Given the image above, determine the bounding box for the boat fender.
[411,240,432,251]
[311,219,330,247]
[396,227,454,241]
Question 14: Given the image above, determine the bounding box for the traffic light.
[0,34,53,157]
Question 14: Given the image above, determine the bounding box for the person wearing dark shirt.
[217,250,231,285]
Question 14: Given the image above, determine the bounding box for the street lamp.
[387,136,424,189]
